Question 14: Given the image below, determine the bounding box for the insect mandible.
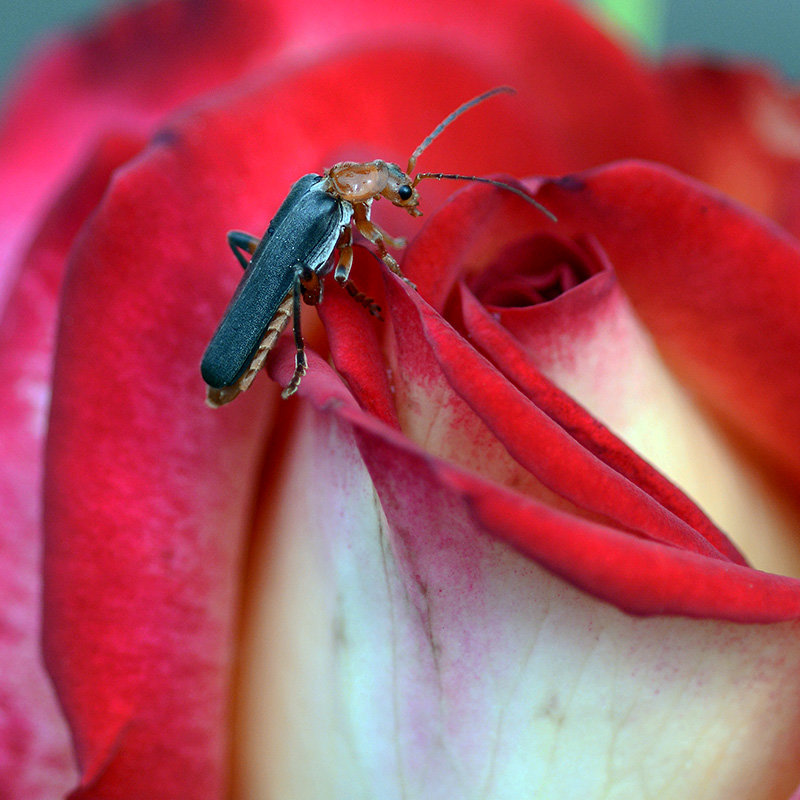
[201,86,555,406]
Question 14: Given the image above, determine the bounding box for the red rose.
[3,1,800,798]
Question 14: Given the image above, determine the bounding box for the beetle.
[201,86,555,406]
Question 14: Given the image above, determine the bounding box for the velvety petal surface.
[20,1,800,797]
[265,160,800,619]
[257,0,675,175]
[0,0,281,310]
[379,274,800,618]
[41,125,280,799]
[397,176,800,575]
[0,133,143,799]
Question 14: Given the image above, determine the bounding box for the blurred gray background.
[0,0,799,93]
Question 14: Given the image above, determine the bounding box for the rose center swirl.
[468,233,605,307]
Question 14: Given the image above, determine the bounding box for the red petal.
[454,463,800,620]
[40,42,549,796]
[42,135,280,799]
[264,0,674,173]
[274,164,800,619]
[316,251,400,429]
[0,0,675,310]
[383,272,736,561]
[241,371,800,794]
[29,2,763,789]
[457,287,746,565]
[0,133,143,798]
[403,179,799,574]
[661,60,800,237]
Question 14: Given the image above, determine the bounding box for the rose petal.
[30,2,798,792]
[316,249,400,428]
[396,178,796,572]
[0,133,144,798]
[267,0,674,174]
[272,322,800,622]
[457,284,746,566]
[382,268,736,562]
[239,363,800,796]
[268,162,800,618]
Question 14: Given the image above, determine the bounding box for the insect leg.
[344,280,383,319]
[334,226,354,284]
[331,227,382,317]
[282,274,307,399]
[353,204,416,289]
[227,230,261,269]
[377,229,407,250]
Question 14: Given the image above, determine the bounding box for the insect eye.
[397,184,413,201]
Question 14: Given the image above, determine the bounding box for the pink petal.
[0,133,144,799]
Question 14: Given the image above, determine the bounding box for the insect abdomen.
[201,177,346,389]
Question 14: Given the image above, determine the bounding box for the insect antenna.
[413,172,557,221]
[406,86,515,175]
[405,87,556,221]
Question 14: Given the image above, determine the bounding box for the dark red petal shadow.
[316,250,400,429]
